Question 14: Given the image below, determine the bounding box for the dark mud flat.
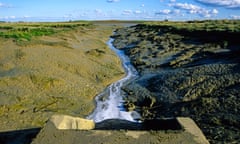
[112,21,240,144]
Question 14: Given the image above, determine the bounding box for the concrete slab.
[31,115,209,144]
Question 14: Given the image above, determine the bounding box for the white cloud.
[155,9,184,18]
[95,9,102,14]
[122,10,132,15]
[212,9,218,14]
[107,0,120,3]
[171,3,202,12]
[94,9,106,16]
[63,14,72,18]
[171,3,218,18]
[0,16,16,19]
[155,9,172,15]
[79,12,87,17]
[9,16,16,19]
[196,0,240,8]
[173,9,181,14]
[231,15,240,19]
[23,15,30,18]
[134,10,142,14]
[200,11,211,18]
[0,2,11,8]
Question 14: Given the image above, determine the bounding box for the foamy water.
[87,39,140,123]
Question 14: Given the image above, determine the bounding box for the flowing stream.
[87,38,140,123]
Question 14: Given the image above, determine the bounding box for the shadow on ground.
[0,118,182,144]
[95,118,183,130]
[0,128,41,144]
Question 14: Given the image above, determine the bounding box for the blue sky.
[0,0,240,21]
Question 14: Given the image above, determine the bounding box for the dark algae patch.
[112,20,240,144]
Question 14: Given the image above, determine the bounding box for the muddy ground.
[112,24,240,144]
[0,23,125,130]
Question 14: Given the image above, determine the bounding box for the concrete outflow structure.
[50,115,95,130]
[31,114,209,144]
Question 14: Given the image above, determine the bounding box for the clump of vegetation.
[14,48,26,60]
[0,22,92,42]
[85,49,106,57]
[0,28,55,41]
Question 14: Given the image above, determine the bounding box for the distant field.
[0,21,91,42]
[144,20,240,32]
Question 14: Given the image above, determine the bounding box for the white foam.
[87,39,140,123]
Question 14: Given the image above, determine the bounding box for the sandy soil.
[0,24,124,130]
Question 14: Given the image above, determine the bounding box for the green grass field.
[0,22,92,42]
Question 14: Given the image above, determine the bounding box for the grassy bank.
[0,22,91,42]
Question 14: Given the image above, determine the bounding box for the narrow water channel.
[87,38,140,123]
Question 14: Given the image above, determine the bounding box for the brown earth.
[112,24,240,144]
[0,23,125,130]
